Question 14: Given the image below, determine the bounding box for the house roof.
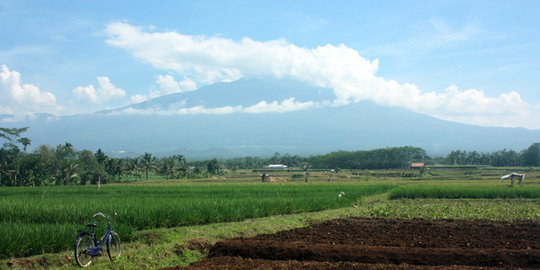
[410,163,425,167]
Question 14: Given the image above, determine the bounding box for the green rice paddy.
[0,183,393,258]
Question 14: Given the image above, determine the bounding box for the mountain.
[2,78,539,159]
[101,78,336,113]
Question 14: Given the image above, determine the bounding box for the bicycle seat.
[86,222,97,228]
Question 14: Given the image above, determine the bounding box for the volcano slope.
[168,217,540,269]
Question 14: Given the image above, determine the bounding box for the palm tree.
[172,154,187,177]
[141,153,157,180]
[127,158,142,180]
[57,162,79,185]
[104,158,123,182]
[17,137,31,152]
[0,127,28,142]
[160,157,176,179]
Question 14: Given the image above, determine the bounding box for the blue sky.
[1,0,539,128]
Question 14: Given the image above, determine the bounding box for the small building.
[264,164,288,170]
[410,163,425,169]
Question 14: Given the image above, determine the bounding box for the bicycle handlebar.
[92,212,108,218]
[92,212,118,219]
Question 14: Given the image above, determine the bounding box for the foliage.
[0,134,190,186]
[308,146,427,169]
[206,159,220,175]
[442,143,540,167]
[140,152,157,180]
[159,154,187,179]
[193,153,307,171]
[523,143,540,166]
[0,127,29,143]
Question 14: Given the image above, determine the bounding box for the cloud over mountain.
[130,75,197,104]
[105,22,539,129]
[73,76,126,104]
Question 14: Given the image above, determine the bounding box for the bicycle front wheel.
[107,232,122,261]
[74,234,94,267]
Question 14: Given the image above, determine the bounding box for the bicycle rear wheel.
[107,232,122,261]
[74,234,94,267]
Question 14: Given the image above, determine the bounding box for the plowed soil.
[166,218,540,269]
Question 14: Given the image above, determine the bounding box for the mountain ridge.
[2,78,538,159]
[101,77,336,114]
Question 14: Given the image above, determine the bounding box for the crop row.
[389,185,540,199]
[367,198,540,220]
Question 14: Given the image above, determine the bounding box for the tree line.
[442,143,540,167]
[308,146,427,170]
[0,127,205,186]
[1,127,539,186]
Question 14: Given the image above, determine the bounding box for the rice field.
[0,183,393,258]
[389,185,540,199]
[3,170,540,260]
[367,199,540,220]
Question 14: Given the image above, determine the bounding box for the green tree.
[446,150,467,165]
[56,162,80,185]
[0,146,19,186]
[95,149,108,165]
[17,137,31,152]
[105,158,124,182]
[77,150,108,185]
[55,142,76,160]
[160,157,176,179]
[0,127,30,186]
[0,127,29,143]
[33,145,57,185]
[141,153,157,180]
[206,159,220,175]
[126,158,142,180]
[523,143,540,166]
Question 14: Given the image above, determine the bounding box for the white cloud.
[129,94,148,104]
[243,98,316,113]
[111,98,315,116]
[128,75,197,104]
[0,64,61,118]
[111,105,241,116]
[175,105,240,115]
[156,75,197,95]
[105,22,540,129]
[73,76,125,104]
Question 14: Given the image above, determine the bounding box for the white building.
[264,164,288,170]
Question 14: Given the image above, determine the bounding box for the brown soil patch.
[165,218,540,269]
[268,177,287,182]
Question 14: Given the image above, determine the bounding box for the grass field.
[1,167,540,269]
[0,182,393,258]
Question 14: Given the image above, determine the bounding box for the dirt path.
[164,218,540,269]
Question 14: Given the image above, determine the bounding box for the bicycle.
[73,212,122,267]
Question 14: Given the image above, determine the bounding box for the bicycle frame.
[99,224,114,246]
[77,215,116,257]
[74,212,121,267]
